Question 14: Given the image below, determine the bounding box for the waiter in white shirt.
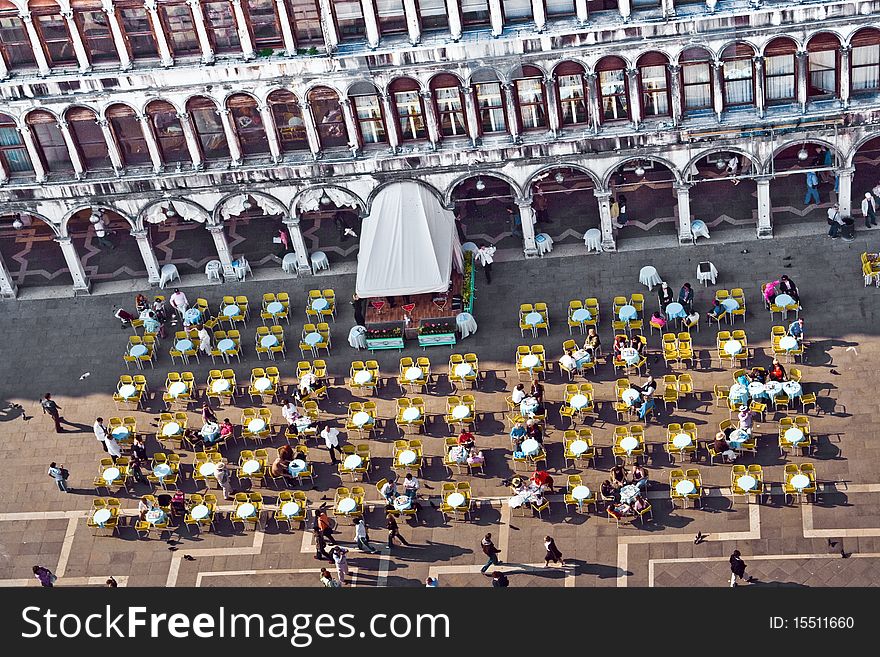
[94,417,109,453]
[169,288,188,320]
[475,244,496,285]
[320,424,341,465]
[862,192,877,228]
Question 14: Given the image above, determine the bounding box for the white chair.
[583,228,602,253]
[535,233,553,257]
[691,219,710,243]
[696,261,718,286]
[205,260,222,283]
[461,242,478,254]
[639,265,662,289]
[159,264,180,289]
[311,251,330,274]
[348,325,367,350]
[282,252,299,275]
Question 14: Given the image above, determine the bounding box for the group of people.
[448,428,485,467]
[509,417,545,454]
[559,327,601,374]
[599,463,652,521]
[712,405,757,463]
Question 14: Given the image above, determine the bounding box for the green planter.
[366,336,405,351]
[418,333,457,349]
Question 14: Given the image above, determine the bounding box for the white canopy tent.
[356,182,463,298]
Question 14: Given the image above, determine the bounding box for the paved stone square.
[2,228,880,588]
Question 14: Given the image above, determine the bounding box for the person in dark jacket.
[729,549,755,586]
[778,275,799,303]
[543,536,566,567]
[491,571,509,587]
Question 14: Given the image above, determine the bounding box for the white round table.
[452,405,470,420]
[401,407,420,421]
[454,363,473,377]
[524,311,543,326]
[175,339,193,352]
[217,338,235,352]
[266,301,284,314]
[118,383,137,398]
[337,497,357,514]
[571,308,591,322]
[456,312,478,339]
[304,332,322,346]
[446,492,466,508]
[241,459,261,475]
[764,381,783,398]
[168,381,188,397]
[153,463,171,478]
[775,294,795,307]
[622,388,640,405]
[404,366,423,381]
[111,426,129,440]
[183,308,202,324]
[254,377,272,391]
[618,305,637,321]
[721,298,740,312]
[620,436,639,453]
[393,496,412,511]
[191,504,210,520]
[236,502,256,519]
[281,502,301,517]
[779,336,798,351]
[639,266,662,289]
[571,485,591,501]
[520,438,540,456]
[129,344,147,357]
[737,475,757,491]
[520,354,540,369]
[351,411,371,427]
[353,370,372,384]
[343,454,362,470]
[569,393,589,409]
[93,508,112,525]
[790,474,810,490]
[569,439,589,455]
[211,379,230,393]
[161,422,181,437]
[584,228,602,252]
[665,302,685,319]
[311,298,329,311]
[724,339,743,356]
[198,463,217,477]
[672,434,692,449]
[247,418,266,433]
[145,508,166,524]
[675,479,696,496]
[619,484,639,504]
[748,382,765,397]
[223,304,240,317]
[783,381,802,398]
[397,449,417,465]
[260,335,278,348]
[288,459,307,475]
[508,495,526,509]
[728,429,749,447]
[784,427,805,444]
[729,384,749,404]
[621,347,640,365]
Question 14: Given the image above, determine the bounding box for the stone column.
[283,217,312,273]
[57,120,86,178]
[462,85,481,147]
[0,250,17,298]
[20,12,51,75]
[19,126,47,181]
[674,183,693,244]
[420,90,441,150]
[231,0,256,59]
[837,166,854,218]
[796,50,807,113]
[712,60,724,120]
[753,56,765,119]
[361,0,380,48]
[516,198,538,257]
[131,228,161,284]
[661,0,675,18]
[137,113,164,173]
[177,112,204,169]
[258,103,282,162]
[61,10,92,72]
[586,73,601,134]
[840,45,851,108]
[380,93,400,153]
[502,82,521,144]
[56,236,91,294]
[594,189,616,251]
[575,0,588,23]
[97,118,125,173]
[269,0,295,55]
[403,0,420,44]
[338,98,361,157]
[207,223,235,279]
[667,64,682,126]
[0,50,7,79]
[145,1,174,66]
[318,0,339,52]
[446,0,462,40]
[102,1,132,69]
[532,0,546,31]
[756,175,772,238]
[217,108,243,165]
[626,67,641,129]
[300,101,324,158]
[489,0,503,37]
[544,74,560,137]
[185,0,215,64]
[618,0,631,21]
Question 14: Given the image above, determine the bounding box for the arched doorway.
[687,151,758,235]
[296,187,364,265]
[142,201,216,276]
[66,208,144,282]
[218,194,287,269]
[527,167,598,244]
[852,135,880,223]
[450,175,518,249]
[0,213,70,288]
[769,141,837,229]
[608,159,678,240]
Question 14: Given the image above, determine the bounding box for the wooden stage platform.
[364,272,463,326]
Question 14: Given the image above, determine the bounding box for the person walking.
[41,393,65,433]
[480,532,502,574]
[169,288,189,321]
[804,171,821,205]
[610,196,621,228]
[47,462,69,493]
[315,509,338,546]
[106,577,118,588]
[33,565,56,587]
[320,424,342,466]
[543,536,566,567]
[320,568,341,588]
[93,216,115,249]
[354,518,379,554]
[727,154,740,185]
[351,294,366,327]
[475,244,496,285]
[313,528,331,561]
[729,549,755,586]
[386,513,411,548]
[214,461,235,500]
[862,192,877,228]
[491,571,509,587]
[331,546,350,586]
[425,577,439,587]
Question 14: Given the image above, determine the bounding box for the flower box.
[417,333,457,348]
[417,317,457,348]
[365,321,405,351]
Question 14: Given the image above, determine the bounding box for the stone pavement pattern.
[2,232,880,588]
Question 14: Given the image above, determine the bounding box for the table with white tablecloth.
[639,266,662,290]
[456,312,478,339]
[348,325,367,350]
[535,233,554,256]
[583,229,602,253]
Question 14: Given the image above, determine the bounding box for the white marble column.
[516,198,538,257]
[361,0,381,48]
[674,183,693,244]
[338,98,361,156]
[403,0,421,44]
[420,90,441,149]
[145,1,174,67]
[753,56,765,119]
[837,166,854,219]
[380,93,400,153]
[712,60,724,120]
[231,0,256,59]
[0,250,17,298]
[57,120,86,178]
[273,0,297,56]
[18,126,47,181]
[131,228,161,284]
[102,1,132,69]
[56,236,91,293]
[61,10,92,72]
[462,86,481,146]
[217,108,243,165]
[137,113,164,173]
[756,175,773,238]
[840,45,851,108]
[177,112,204,169]
[575,0,588,23]
[661,0,675,18]
[446,0,462,40]
[502,82,521,144]
[618,0,632,21]
[318,0,339,52]
[544,75,560,137]
[796,50,807,113]
[626,68,641,129]
[594,190,616,251]
[489,0,504,37]
[668,64,682,126]
[586,73,601,133]
[97,118,125,173]
[532,0,546,31]
[19,12,51,75]
[283,217,312,273]
[207,223,235,279]
[300,101,324,158]
[258,103,282,162]
[186,0,215,64]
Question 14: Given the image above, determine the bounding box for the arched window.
[430,74,467,138]
[513,65,546,131]
[159,0,200,57]
[187,96,229,160]
[637,53,670,117]
[290,0,323,46]
[0,113,33,175]
[545,0,575,17]
[332,0,365,41]
[31,1,77,67]
[267,90,309,152]
[555,61,588,126]
[680,48,713,113]
[721,43,755,108]
[117,1,159,60]
[0,2,37,70]
[375,0,407,34]
[26,110,73,173]
[390,78,426,142]
[807,33,840,101]
[107,104,150,166]
[146,100,190,163]
[852,28,880,94]
[204,1,241,53]
[417,0,448,31]
[764,38,797,105]
[349,82,387,145]
[228,93,269,155]
[309,86,349,149]
[66,107,111,170]
[461,0,490,26]
[72,0,118,64]
[502,0,532,23]
[596,56,629,122]
[244,0,283,50]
